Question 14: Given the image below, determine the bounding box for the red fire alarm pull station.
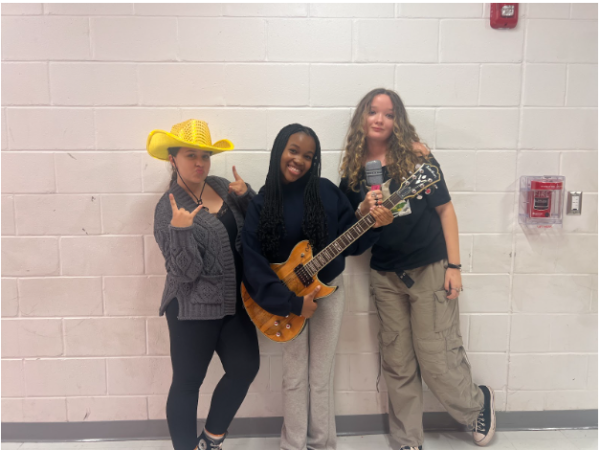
[519,176,565,228]
[490,3,519,29]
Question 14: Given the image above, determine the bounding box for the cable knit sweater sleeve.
[153,195,203,283]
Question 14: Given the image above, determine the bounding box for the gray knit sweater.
[154,176,255,320]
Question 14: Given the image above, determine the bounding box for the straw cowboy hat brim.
[146,119,234,161]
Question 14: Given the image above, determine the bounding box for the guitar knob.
[417,195,423,200]
[425,189,431,195]
[412,189,417,194]
[428,178,432,182]
[274,321,279,326]
[286,324,291,329]
[276,332,281,337]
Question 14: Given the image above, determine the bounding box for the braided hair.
[258,124,328,261]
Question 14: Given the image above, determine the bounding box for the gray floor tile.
[560,429,599,439]
[4,430,599,450]
[336,434,391,449]
[223,437,279,450]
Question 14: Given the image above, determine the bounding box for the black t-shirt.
[339,157,451,272]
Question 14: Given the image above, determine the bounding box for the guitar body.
[241,240,338,343]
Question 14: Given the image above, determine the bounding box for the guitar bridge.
[294,264,313,287]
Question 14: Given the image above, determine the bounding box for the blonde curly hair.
[340,88,427,192]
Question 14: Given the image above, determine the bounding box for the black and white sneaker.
[196,429,226,450]
[472,385,496,446]
[399,446,422,450]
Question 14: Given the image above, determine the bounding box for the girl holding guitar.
[241,123,393,450]
[339,89,496,450]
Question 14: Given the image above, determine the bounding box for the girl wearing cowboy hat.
[241,123,393,450]
[148,119,260,450]
[338,89,496,450]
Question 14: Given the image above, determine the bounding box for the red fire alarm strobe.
[490,3,519,29]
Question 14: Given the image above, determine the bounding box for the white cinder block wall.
[1,3,597,424]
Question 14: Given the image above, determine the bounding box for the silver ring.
[372,192,377,199]
[451,287,463,292]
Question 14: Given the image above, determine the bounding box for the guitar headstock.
[397,164,441,200]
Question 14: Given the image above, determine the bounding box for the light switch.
[567,191,582,215]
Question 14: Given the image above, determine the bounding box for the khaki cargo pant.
[370,259,483,448]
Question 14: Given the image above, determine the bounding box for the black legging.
[165,299,260,450]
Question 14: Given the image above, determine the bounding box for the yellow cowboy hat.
[146,119,234,161]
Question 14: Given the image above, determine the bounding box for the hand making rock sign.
[169,193,203,228]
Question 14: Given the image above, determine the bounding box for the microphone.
[366,160,383,191]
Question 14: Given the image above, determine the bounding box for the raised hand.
[228,166,248,196]
[169,194,203,228]
[301,285,320,318]
[371,206,393,228]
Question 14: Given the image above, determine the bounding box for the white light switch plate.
[567,191,582,215]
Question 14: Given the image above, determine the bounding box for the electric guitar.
[241,164,441,343]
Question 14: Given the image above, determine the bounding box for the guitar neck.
[303,191,406,278]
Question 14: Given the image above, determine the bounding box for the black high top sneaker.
[196,429,226,450]
[472,385,496,446]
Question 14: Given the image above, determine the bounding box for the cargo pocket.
[193,274,224,304]
[378,331,401,365]
[446,337,467,371]
[434,290,458,332]
[416,339,447,376]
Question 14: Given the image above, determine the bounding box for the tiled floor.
[1,430,597,450]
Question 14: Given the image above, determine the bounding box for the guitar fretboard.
[303,185,413,277]
[304,213,375,276]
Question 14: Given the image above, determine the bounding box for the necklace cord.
[172,159,206,206]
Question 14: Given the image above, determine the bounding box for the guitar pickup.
[294,264,313,287]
